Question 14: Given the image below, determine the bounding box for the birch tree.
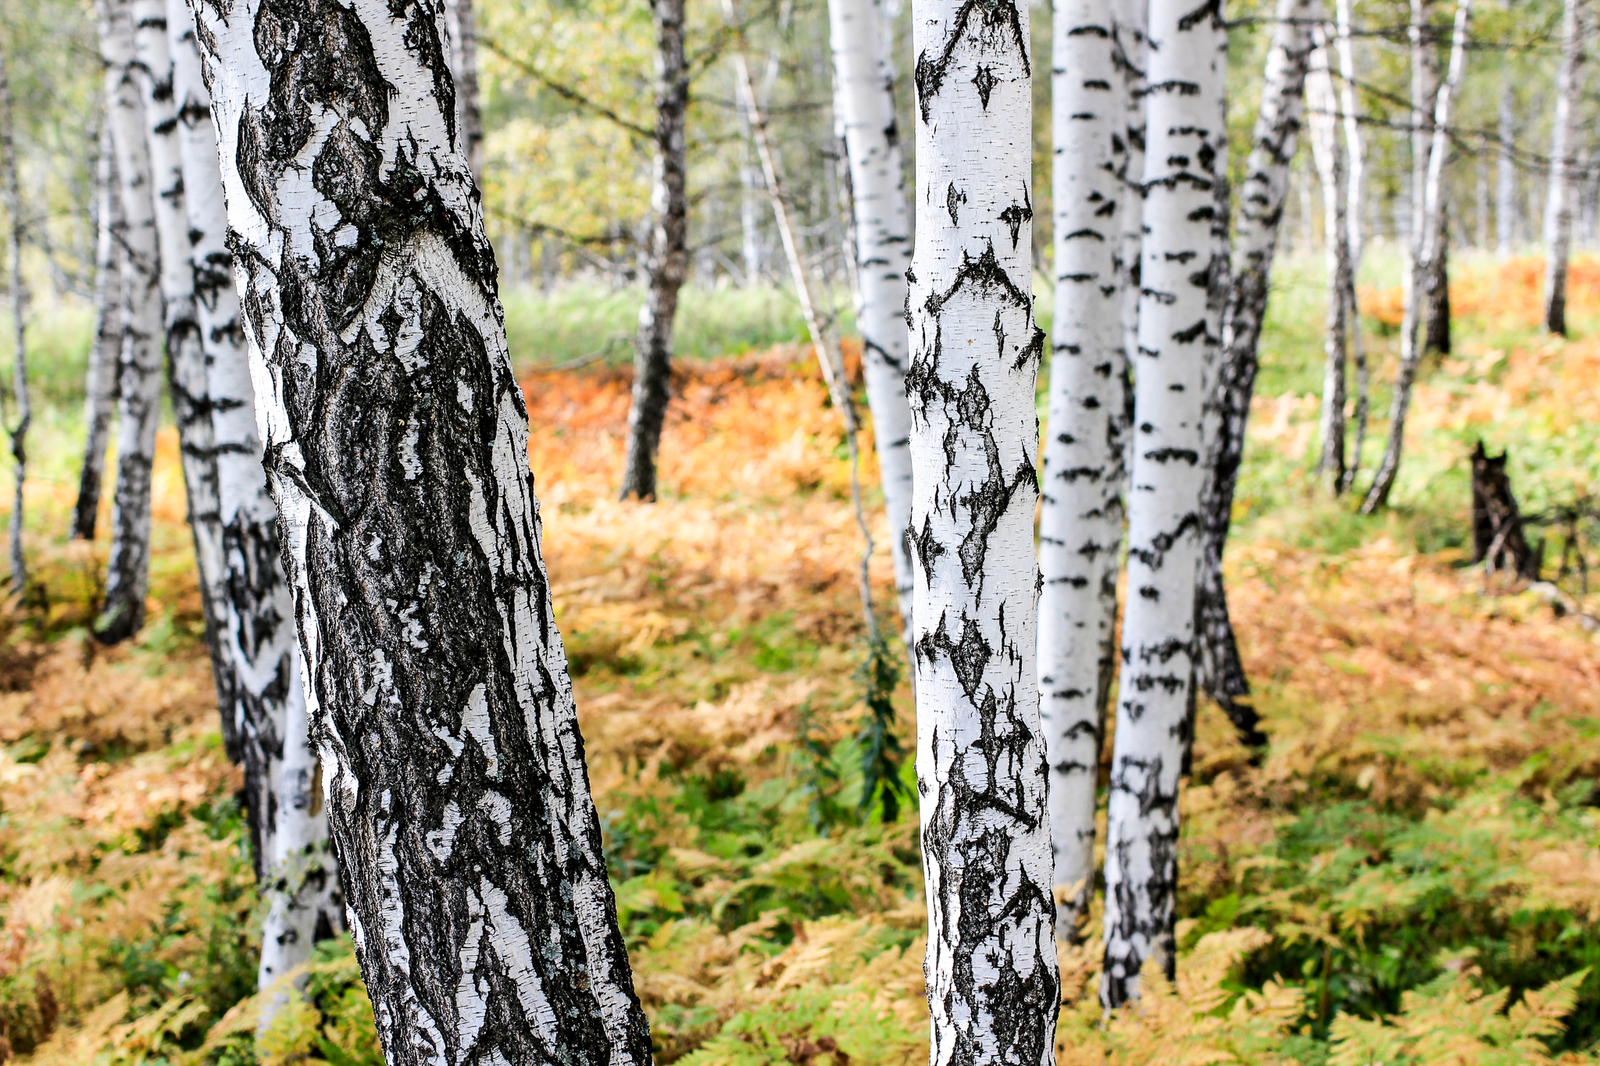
[1194,0,1313,753]
[620,0,689,502]
[1497,80,1516,254]
[1103,0,1229,1005]
[906,0,1060,1053]
[1362,0,1472,514]
[0,46,28,594]
[826,0,914,640]
[1308,26,1352,490]
[166,0,343,989]
[94,0,165,645]
[1039,0,1124,943]
[186,2,653,1062]
[1544,0,1585,335]
[73,127,121,543]
[444,0,484,180]
[1333,0,1369,491]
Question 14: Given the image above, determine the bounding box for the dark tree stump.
[1472,441,1539,578]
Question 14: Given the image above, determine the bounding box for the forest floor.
[0,253,1596,1065]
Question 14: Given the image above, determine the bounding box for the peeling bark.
[1193,0,1312,754]
[187,2,653,1062]
[620,0,689,502]
[1039,0,1123,944]
[1103,0,1229,1008]
[95,0,165,645]
[828,0,915,642]
[167,0,344,990]
[73,125,122,543]
[907,0,1059,1056]
[1544,0,1585,336]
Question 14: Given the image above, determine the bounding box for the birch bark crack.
[1103,0,1229,1008]
[186,2,653,1063]
[1040,0,1124,943]
[907,0,1059,1058]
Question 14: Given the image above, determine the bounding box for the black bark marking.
[947,182,965,225]
[972,64,996,108]
[912,0,1032,122]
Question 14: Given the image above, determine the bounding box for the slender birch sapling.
[1308,24,1352,489]
[906,0,1061,1054]
[1039,0,1124,943]
[1103,0,1229,1007]
[0,47,28,594]
[73,126,122,542]
[186,1,653,1062]
[1543,0,1585,335]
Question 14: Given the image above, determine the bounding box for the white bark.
[74,125,122,542]
[95,0,165,645]
[166,0,343,992]
[907,0,1059,1057]
[1332,0,1369,491]
[1102,0,1228,1008]
[1362,0,1471,513]
[827,0,915,643]
[1039,0,1123,943]
[1543,0,1584,334]
[186,1,652,1061]
[1309,28,1350,488]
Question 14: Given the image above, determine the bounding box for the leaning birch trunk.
[186,3,654,1062]
[1192,0,1312,754]
[95,0,165,645]
[1543,0,1584,335]
[827,0,915,643]
[620,0,690,502]
[1103,0,1229,1007]
[0,49,28,594]
[74,127,122,542]
[166,0,344,991]
[906,0,1060,1054]
[1361,0,1472,514]
[1039,0,1123,944]
[1309,30,1350,491]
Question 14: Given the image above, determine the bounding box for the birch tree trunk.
[73,126,122,543]
[443,0,484,180]
[1333,0,1369,490]
[1361,0,1472,514]
[1192,0,1312,754]
[1039,0,1123,944]
[95,0,165,645]
[1497,81,1515,254]
[186,3,653,1062]
[827,0,914,641]
[1308,30,1350,491]
[167,0,344,989]
[1103,0,1230,1005]
[1424,210,1449,354]
[906,0,1060,1054]
[620,0,689,502]
[1543,0,1584,335]
[1113,0,1146,427]
[0,49,28,595]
